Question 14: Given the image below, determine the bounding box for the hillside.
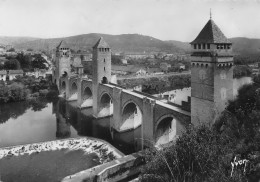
[230,37,260,56]
[167,37,260,57]
[2,34,260,57]
[165,40,191,52]
[12,34,185,53]
[0,36,39,45]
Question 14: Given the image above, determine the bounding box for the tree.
[16,53,32,70]
[4,59,20,70]
[6,48,15,52]
[31,54,48,70]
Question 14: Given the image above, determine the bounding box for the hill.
[167,37,260,57]
[230,37,260,56]
[12,34,185,53]
[2,34,260,57]
[0,36,39,46]
[165,40,191,52]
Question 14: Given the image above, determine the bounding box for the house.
[125,52,149,60]
[8,70,24,80]
[121,59,128,65]
[111,65,147,76]
[160,62,171,72]
[72,57,84,74]
[26,69,48,78]
[177,63,185,70]
[0,70,7,81]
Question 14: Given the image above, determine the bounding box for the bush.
[140,125,239,182]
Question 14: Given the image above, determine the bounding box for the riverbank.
[0,75,59,104]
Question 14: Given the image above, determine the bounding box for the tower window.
[194,44,197,49]
[203,44,206,49]
[104,67,106,71]
[207,44,210,49]
[104,59,105,63]
[198,44,201,49]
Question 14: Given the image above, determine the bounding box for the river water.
[0,98,137,181]
[0,98,138,154]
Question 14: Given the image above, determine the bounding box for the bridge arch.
[121,100,142,131]
[82,87,92,100]
[99,92,113,117]
[155,114,178,146]
[71,82,77,94]
[80,86,93,107]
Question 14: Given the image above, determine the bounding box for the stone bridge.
[57,76,190,147]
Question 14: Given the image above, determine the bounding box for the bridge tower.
[53,40,71,89]
[92,37,112,117]
[190,18,234,125]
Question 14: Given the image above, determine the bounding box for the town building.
[7,70,24,80]
[0,70,7,81]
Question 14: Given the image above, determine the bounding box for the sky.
[0,0,260,42]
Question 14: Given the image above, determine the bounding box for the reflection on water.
[0,98,138,154]
[55,99,138,154]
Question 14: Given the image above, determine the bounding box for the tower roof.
[93,37,110,49]
[57,40,69,49]
[191,19,231,44]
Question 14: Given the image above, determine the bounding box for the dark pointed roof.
[93,37,110,49]
[57,40,69,49]
[191,19,231,44]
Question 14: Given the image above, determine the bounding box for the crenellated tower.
[190,18,234,125]
[92,37,112,117]
[53,40,71,88]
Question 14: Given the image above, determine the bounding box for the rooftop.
[93,37,110,49]
[191,19,231,44]
[57,40,69,49]
[0,70,7,75]
[9,70,24,74]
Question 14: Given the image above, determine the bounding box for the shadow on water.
[54,99,139,154]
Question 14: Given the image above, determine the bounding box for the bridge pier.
[92,84,99,118]
[112,87,122,131]
[77,78,83,108]
[142,97,156,148]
